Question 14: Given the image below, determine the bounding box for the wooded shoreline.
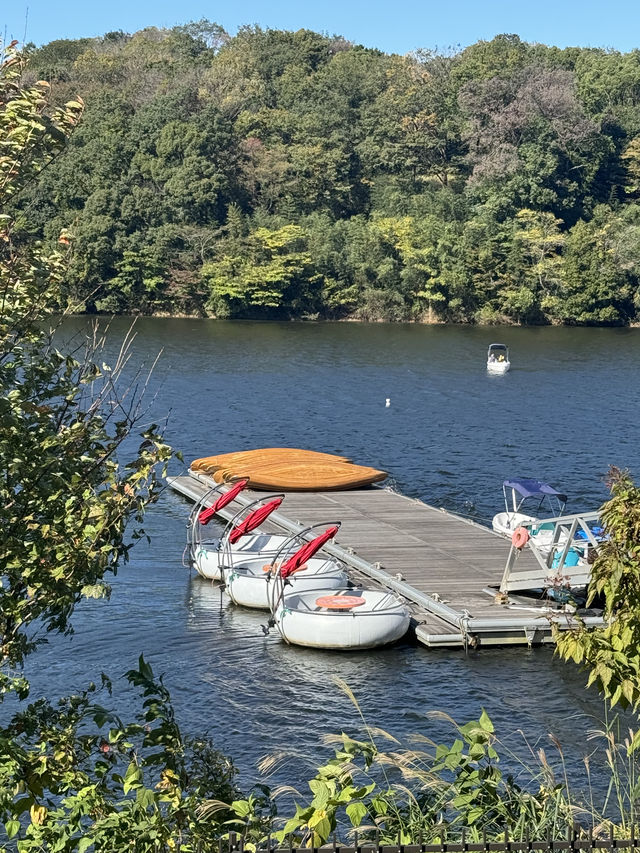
[17,24,640,327]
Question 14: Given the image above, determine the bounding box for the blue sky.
[2,0,639,54]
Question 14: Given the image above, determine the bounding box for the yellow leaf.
[30,804,47,825]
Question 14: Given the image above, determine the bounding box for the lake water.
[20,319,640,797]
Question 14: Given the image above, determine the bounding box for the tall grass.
[247,680,640,847]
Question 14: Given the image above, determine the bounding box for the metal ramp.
[499,511,602,594]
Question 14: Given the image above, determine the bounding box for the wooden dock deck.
[167,472,604,648]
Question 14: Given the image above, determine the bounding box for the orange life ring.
[315,595,366,610]
[511,527,530,549]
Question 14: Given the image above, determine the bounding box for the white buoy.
[385,398,391,407]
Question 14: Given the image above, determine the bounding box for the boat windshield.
[502,478,567,516]
[487,343,509,360]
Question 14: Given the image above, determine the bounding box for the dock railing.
[499,510,602,594]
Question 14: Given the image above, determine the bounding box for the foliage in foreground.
[0,656,242,851]
[0,42,246,851]
[7,665,640,851]
[556,468,640,722]
[0,40,171,683]
[236,688,640,848]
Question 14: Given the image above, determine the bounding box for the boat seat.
[315,595,366,610]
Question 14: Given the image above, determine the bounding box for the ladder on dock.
[499,511,601,594]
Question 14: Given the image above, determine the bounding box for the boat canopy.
[488,342,509,355]
[503,478,567,504]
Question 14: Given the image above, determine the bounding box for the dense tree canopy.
[18,26,640,323]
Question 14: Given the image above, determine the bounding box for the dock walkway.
[167,473,604,648]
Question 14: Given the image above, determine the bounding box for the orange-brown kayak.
[191,448,351,473]
[212,461,387,491]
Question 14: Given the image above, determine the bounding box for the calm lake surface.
[22,319,640,793]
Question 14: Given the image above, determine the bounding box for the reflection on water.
[18,319,640,792]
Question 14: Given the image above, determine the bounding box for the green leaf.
[5,820,20,839]
[308,779,330,808]
[231,799,251,817]
[123,761,143,794]
[309,815,332,842]
[280,816,303,836]
[479,709,494,733]
[345,801,368,826]
[466,806,484,824]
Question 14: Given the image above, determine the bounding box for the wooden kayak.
[212,461,387,491]
[191,447,351,474]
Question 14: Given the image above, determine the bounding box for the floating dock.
[167,472,604,649]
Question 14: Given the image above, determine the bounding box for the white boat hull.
[226,558,348,609]
[273,588,410,649]
[487,361,510,374]
[193,533,294,580]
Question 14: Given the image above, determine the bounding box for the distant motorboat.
[487,343,510,373]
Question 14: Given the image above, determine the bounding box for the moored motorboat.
[493,478,581,560]
[495,480,605,592]
[487,343,510,373]
[267,527,411,650]
[492,478,567,539]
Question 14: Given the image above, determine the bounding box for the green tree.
[371,215,446,320]
[16,25,640,325]
[460,64,603,220]
[203,223,322,317]
[556,469,640,726]
[561,206,635,324]
[621,135,640,195]
[360,52,465,191]
[506,209,565,321]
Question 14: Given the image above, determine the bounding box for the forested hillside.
[18,24,640,323]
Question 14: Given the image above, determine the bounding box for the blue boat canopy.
[503,478,567,503]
